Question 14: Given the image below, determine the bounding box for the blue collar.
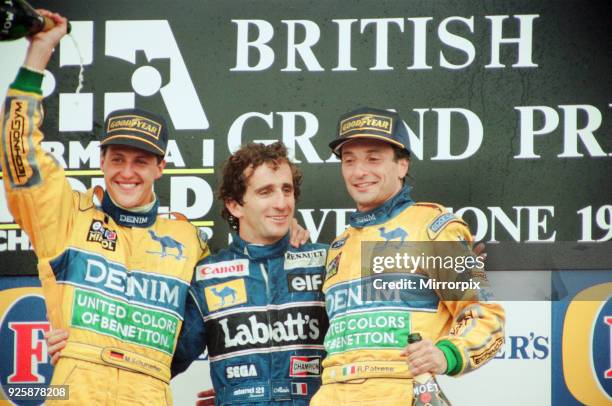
[101,191,159,228]
[348,185,415,228]
[230,233,290,260]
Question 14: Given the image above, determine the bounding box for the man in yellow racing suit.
[0,10,208,405]
[311,107,505,405]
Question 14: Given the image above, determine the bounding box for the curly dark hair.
[218,142,302,231]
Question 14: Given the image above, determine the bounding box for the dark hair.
[393,146,411,185]
[100,145,164,164]
[218,142,302,231]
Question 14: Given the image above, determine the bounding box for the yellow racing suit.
[1,68,209,405]
[311,186,505,405]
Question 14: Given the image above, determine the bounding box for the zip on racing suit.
[172,233,329,405]
[310,185,505,405]
[1,68,210,405]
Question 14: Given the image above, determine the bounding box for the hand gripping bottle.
[1,0,71,41]
[408,333,452,406]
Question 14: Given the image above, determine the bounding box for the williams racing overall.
[1,69,209,405]
[311,186,505,405]
[172,233,329,405]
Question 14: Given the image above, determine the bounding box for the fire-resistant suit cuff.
[12,67,44,95]
[436,340,462,376]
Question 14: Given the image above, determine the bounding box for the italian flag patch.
[342,365,357,376]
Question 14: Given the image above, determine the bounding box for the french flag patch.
[291,382,308,396]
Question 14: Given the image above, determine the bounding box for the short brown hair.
[393,146,411,185]
[218,142,302,231]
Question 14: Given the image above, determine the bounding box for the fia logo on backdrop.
[44,21,208,131]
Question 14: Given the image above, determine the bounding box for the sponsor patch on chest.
[326,253,342,280]
[288,273,323,292]
[206,305,327,359]
[289,356,321,377]
[284,249,326,270]
[204,279,247,311]
[87,220,118,251]
[330,236,348,249]
[196,259,249,281]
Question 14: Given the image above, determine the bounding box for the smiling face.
[100,145,165,208]
[226,161,295,245]
[340,138,409,212]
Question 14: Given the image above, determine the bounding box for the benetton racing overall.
[311,186,505,405]
[1,68,209,405]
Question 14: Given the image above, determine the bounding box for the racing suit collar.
[101,190,159,228]
[348,185,415,228]
[230,233,290,260]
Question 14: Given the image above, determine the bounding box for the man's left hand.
[400,338,447,376]
[289,218,310,247]
[473,241,487,262]
[196,389,215,406]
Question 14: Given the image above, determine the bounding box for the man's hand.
[473,241,487,262]
[24,9,68,71]
[196,389,215,406]
[44,328,69,366]
[400,338,447,376]
[289,218,310,247]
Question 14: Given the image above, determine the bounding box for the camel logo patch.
[146,230,185,260]
[205,279,247,311]
[378,226,408,245]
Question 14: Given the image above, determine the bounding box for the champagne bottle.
[1,0,71,41]
[408,333,452,406]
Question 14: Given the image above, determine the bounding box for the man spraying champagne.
[1,10,209,404]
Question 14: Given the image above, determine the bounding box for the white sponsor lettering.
[289,274,323,292]
[284,249,326,270]
[219,313,320,348]
[273,387,290,394]
[119,214,148,224]
[233,386,265,397]
[226,364,258,379]
[196,259,250,281]
[85,259,180,307]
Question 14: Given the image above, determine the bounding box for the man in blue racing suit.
[171,142,329,405]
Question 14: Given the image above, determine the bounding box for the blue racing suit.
[172,233,329,405]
